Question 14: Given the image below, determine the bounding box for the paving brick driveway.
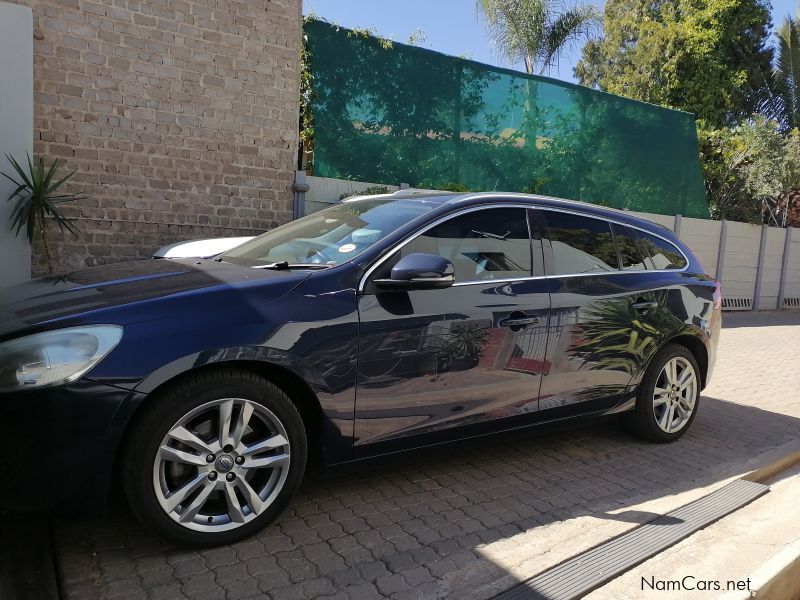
[54,312,800,600]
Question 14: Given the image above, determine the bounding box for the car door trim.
[357,203,690,293]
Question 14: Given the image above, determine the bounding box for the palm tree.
[754,12,800,226]
[770,12,800,130]
[476,0,601,76]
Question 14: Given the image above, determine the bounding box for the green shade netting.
[305,19,709,218]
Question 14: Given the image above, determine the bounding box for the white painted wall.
[759,227,786,310]
[680,217,721,277]
[721,221,762,302]
[0,2,33,289]
[629,211,674,230]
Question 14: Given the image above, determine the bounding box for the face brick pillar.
[9,0,301,274]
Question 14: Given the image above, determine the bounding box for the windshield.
[220,198,438,267]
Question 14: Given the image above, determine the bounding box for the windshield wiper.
[472,229,510,241]
[252,261,334,270]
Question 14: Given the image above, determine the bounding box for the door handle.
[631,300,658,312]
[500,315,540,328]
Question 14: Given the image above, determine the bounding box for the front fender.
[101,281,361,463]
[132,344,346,402]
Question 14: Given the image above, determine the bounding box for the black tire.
[626,343,701,443]
[121,369,307,547]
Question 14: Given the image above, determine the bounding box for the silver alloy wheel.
[153,398,290,532]
[653,357,698,434]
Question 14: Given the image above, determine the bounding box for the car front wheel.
[122,369,307,547]
[627,343,701,442]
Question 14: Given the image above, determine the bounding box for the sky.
[304,0,800,83]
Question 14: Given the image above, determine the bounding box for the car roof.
[343,190,673,235]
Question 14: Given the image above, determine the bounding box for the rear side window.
[636,230,687,270]
[542,211,618,274]
[612,224,648,271]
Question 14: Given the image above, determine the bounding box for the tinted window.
[612,224,648,271]
[399,207,532,282]
[636,230,687,270]
[543,211,618,274]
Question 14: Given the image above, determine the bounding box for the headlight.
[0,325,123,391]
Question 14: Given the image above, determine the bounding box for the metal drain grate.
[784,297,800,309]
[722,297,752,311]
[494,479,769,600]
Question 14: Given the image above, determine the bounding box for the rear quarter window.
[636,230,687,270]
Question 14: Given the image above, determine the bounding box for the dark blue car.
[0,192,721,546]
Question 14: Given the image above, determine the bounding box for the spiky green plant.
[2,153,84,273]
[567,291,677,375]
[440,325,490,361]
[775,13,800,130]
[752,11,800,132]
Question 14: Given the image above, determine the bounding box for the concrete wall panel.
[785,227,800,300]
[0,2,33,288]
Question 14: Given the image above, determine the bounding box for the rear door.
[354,206,551,445]
[536,210,673,415]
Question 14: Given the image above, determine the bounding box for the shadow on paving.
[717,310,800,329]
[50,394,800,600]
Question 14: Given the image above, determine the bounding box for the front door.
[354,206,551,445]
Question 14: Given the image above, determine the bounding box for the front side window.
[543,211,618,274]
[397,207,532,282]
[636,230,688,270]
[221,198,437,267]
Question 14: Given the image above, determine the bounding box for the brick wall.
[8,0,301,274]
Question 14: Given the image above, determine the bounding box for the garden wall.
[3,0,301,275]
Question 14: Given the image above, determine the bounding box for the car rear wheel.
[121,369,307,546]
[627,344,700,442]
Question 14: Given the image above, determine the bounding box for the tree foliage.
[775,13,800,129]
[758,11,800,131]
[576,0,773,128]
[700,116,800,224]
[477,0,601,75]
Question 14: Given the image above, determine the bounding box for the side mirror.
[374,253,455,291]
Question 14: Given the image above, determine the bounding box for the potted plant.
[438,325,489,371]
[3,153,83,273]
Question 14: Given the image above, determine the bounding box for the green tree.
[576,0,773,128]
[477,0,601,75]
[700,116,800,224]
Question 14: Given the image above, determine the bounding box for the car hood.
[0,258,310,341]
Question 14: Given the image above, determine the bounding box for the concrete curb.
[720,538,800,600]
[743,444,800,484]
[719,443,800,599]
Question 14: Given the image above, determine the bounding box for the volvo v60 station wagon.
[0,192,720,546]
